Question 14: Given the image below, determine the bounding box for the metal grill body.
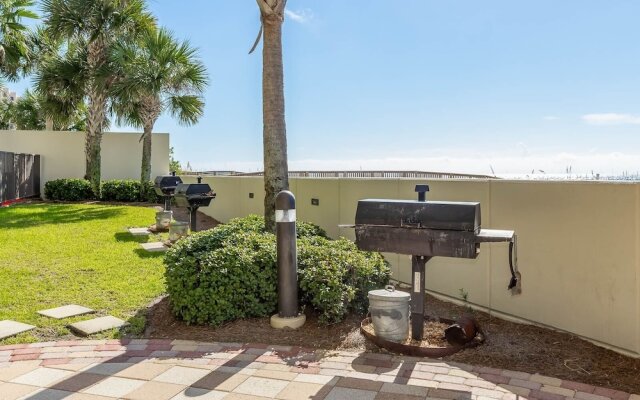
[174,183,216,231]
[154,175,183,210]
[355,200,482,259]
[353,194,517,341]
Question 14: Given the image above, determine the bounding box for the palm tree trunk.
[140,125,152,199]
[260,1,289,232]
[84,39,108,198]
[84,87,106,197]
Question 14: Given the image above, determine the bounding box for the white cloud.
[285,9,312,23]
[581,113,640,125]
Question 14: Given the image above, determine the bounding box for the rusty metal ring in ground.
[360,316,486,358]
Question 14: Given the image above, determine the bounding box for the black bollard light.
[412,184,430,339]
[270,190,306,329]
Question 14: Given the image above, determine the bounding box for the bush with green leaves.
[44,179,94,201]
[100,180,141,202]
[100,179,161,203]
[164,215,389,326]
[298,236,389,323]
[44,178,160,203]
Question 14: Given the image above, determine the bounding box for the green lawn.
[0,203,167,344]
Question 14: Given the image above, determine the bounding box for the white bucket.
[368,285,410,343]
[155,211,172,230]
[169,221,189,242]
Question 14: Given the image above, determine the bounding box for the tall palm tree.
[0,0,38,79]
[110,27,207,196]
[34,39,93,130]
[252,0,289,232]
[41,0,154,196]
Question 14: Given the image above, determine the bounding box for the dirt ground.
[145,293,640,394]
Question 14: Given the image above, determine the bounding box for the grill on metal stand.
[174,176,216,232]
[153,172,183,211]
[354,184,520,341]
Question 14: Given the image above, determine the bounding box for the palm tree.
[6,88,87,130]
[0,0,38,79]
[252,0,289,232]
[34,39,93,131]
[41,0,154,196]
[110,27,207,196]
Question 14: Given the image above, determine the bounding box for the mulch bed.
[145,292,640,394]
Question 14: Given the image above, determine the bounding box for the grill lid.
[355,199,481,233]
[174,183,216,208]
[153,175,183,196]
[175,183,214,196]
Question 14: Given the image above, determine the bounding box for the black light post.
[270,190,306,329]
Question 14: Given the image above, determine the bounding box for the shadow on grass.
[1,203,125,229]
[134,248,167,259]
[114,232,148,243]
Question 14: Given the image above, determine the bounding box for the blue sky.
[12,1,640,175]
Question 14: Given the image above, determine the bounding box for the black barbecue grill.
[353,184,519,340]
[174,177,216,231]
[154,172,183,211]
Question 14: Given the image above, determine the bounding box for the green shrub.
[219,214,329,239]
[100,179,161,203]
[165,229,278,325]
[44,179,94,201]
[298,237,389,324]
[44,178,161,203]
[100,180,141,202]
[164,215,389,326]
[141,181,162,203]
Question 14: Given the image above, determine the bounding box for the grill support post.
[411,255,431,340]
[188,207,198,231]
[271,190,306,329]
[164,197,172,211]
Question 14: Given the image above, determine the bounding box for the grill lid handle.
[508,235,519,291]
[476,229,520,292]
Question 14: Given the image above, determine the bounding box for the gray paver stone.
[0,320,35,339]
[140,242,168,252]
[38,305,95,319]
[68,316,129,336]
[128,227,151,236]
[325,386,377,400]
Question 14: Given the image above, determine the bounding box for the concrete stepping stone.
[68,316,128,336]
[128,227,151,236]
[38,304,94,320]
[0,320,35,339]
[140,242,168,252]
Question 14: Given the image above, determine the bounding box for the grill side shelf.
[475,229,514,243]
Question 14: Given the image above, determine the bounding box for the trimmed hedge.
[164,215,390,326]
[44,178,161,203]
[44,179,94,201]
[101,180,160,203]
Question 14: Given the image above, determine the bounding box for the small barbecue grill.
[174,177,216,231]
[353,184,519,340]
[154,172,183,211]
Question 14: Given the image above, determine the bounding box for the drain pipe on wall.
[270,190,306,329]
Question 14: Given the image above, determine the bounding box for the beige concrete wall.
[187,175,640,357]
[0,130,170,194]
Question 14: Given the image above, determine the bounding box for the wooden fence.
[0,151,41,204]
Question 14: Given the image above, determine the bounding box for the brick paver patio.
[0,339,636,399]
